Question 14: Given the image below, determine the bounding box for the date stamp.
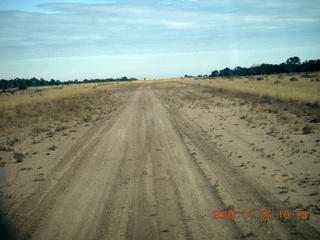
[212,209,308,220]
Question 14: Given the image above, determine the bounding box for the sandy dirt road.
[3,83,319,239]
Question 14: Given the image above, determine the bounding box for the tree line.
[0,76,138,92]
[209,57,320,77]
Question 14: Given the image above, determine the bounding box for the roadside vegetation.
[191,73,320,107]
[209,56,320,77]
[153,72,320,121]
[0,81,142,129]
[0,76,138,92]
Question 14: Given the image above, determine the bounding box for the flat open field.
[0,75,319,239]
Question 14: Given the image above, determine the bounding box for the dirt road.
[3,83,319,239]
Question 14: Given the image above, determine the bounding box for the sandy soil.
[0,83,319,239]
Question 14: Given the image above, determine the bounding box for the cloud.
[0,0,319,62]
[0,3,201,59]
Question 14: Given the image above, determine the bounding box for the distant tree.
[234,66,244,76]
[0,75,138,90]
[274,63,287,73]
[286,56,301,65]
[247,67,257,76]
[210,70,219,77]
[17,79,28,90]
[50,79,57,85]
[0,79,9,91]
[29,77,39,86]
[219,67,233,77]
[285,56,301,72]
[301,59,320,72]
[209,57,320,78]
[39,78,47,86]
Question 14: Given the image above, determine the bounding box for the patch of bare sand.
[0,90,131,218]
[178,94,320,229]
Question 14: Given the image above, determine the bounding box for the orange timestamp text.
[212,209,308,220]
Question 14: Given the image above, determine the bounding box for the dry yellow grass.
[1,74,318,129]
[148,78,186,89]
[0,81,142,129]
[0,81,141,109]
[184,74,320,105]
[149,73,320,119]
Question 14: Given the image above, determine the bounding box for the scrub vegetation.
[0,81,142,129]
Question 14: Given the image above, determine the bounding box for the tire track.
[9,84,317,240]
[144,89,242,239]
[94,90,160,240]
[157,88,320,239]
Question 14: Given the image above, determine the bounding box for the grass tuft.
[14,152,25,163]
[302,126,313,134]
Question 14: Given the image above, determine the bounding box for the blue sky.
[0,0,319,80]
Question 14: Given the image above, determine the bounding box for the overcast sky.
[0,0,319,80]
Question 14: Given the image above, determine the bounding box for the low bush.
[290,77,298,81]
[14,152,25,162]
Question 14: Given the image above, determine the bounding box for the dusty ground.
[0,82,319,239]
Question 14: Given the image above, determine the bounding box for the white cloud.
[0,0,319,79]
